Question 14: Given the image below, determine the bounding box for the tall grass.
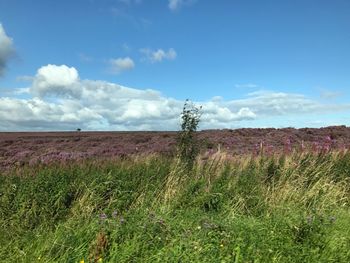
[0,152,349,262]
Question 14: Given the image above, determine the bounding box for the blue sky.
[0,0,350,131]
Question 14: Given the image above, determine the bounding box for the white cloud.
[140,48,177,63]
[168,0,196,11]
[0,24,15,76]
[2,64,350,131]
[109,57,135,74]
[30,64,81,98]
[168,0,181,10]
[0,97,103,130]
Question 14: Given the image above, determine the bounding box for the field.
[2,125,350,170]
[0,128,350,262]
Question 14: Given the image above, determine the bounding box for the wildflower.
[197,226,201,230]
[220,244,224,248]
[99,213,107,220]
[79,259,84,263]
[97,258,103,262]
[112,210,118,218]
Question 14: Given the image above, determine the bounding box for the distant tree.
[76,128,81,132]
[177,99,202,169]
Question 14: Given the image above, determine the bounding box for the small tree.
[177,99,202,169]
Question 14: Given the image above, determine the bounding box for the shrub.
[177,99,202,169]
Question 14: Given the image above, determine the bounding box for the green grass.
[0,152,349,262]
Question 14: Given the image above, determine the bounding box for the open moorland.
[0,126,350,262]
[1,125,350,170]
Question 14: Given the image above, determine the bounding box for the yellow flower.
[220,244,224,248]
[98,258,103,263]
[79,259,84,263]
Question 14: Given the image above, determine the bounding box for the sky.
[0,0,350,131]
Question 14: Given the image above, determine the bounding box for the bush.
[177,99,202,169]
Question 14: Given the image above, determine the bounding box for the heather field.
[2,0,350,262]
[2,125,350,171]
[0,146,350,262]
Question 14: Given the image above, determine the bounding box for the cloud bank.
[0,24,15,76]
[1,64,350,131]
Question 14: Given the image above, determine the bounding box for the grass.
[0,152,349,262]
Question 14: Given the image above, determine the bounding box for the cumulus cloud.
[109,57,135,74]
[0,97,103,131]
[228,91,327,116]
[30,64,81,98]
[2,64,350,131]
[140,48,177,63]
[0,24,15,76]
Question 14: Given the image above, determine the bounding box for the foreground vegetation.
[0,151,349,262]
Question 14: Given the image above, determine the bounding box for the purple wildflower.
[99,213,108,220]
